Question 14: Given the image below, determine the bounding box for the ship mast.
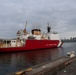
[25,21,27,29]
[47,22,51,33]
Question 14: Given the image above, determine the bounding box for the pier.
[8,56,76,75]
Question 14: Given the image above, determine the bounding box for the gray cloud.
[0,0,76,38]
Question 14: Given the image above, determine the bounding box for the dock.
[8,56,76,75]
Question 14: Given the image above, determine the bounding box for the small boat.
[0,22,63,52]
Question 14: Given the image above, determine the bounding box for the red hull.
[0,40,62,52]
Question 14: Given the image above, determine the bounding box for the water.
[0,42,76,75]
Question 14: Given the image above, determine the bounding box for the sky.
[0,0,76,39]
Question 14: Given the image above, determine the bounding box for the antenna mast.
[47,22,49,26]
[25,21,27,29]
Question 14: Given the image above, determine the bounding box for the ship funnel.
[47,22,51,33]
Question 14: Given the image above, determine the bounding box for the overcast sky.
[0,0,76,39]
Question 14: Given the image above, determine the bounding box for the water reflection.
[0,48,61,74]
[10,48,61,68]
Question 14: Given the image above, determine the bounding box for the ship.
[0,22,63,52]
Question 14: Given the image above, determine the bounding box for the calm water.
[0,42,76,75]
